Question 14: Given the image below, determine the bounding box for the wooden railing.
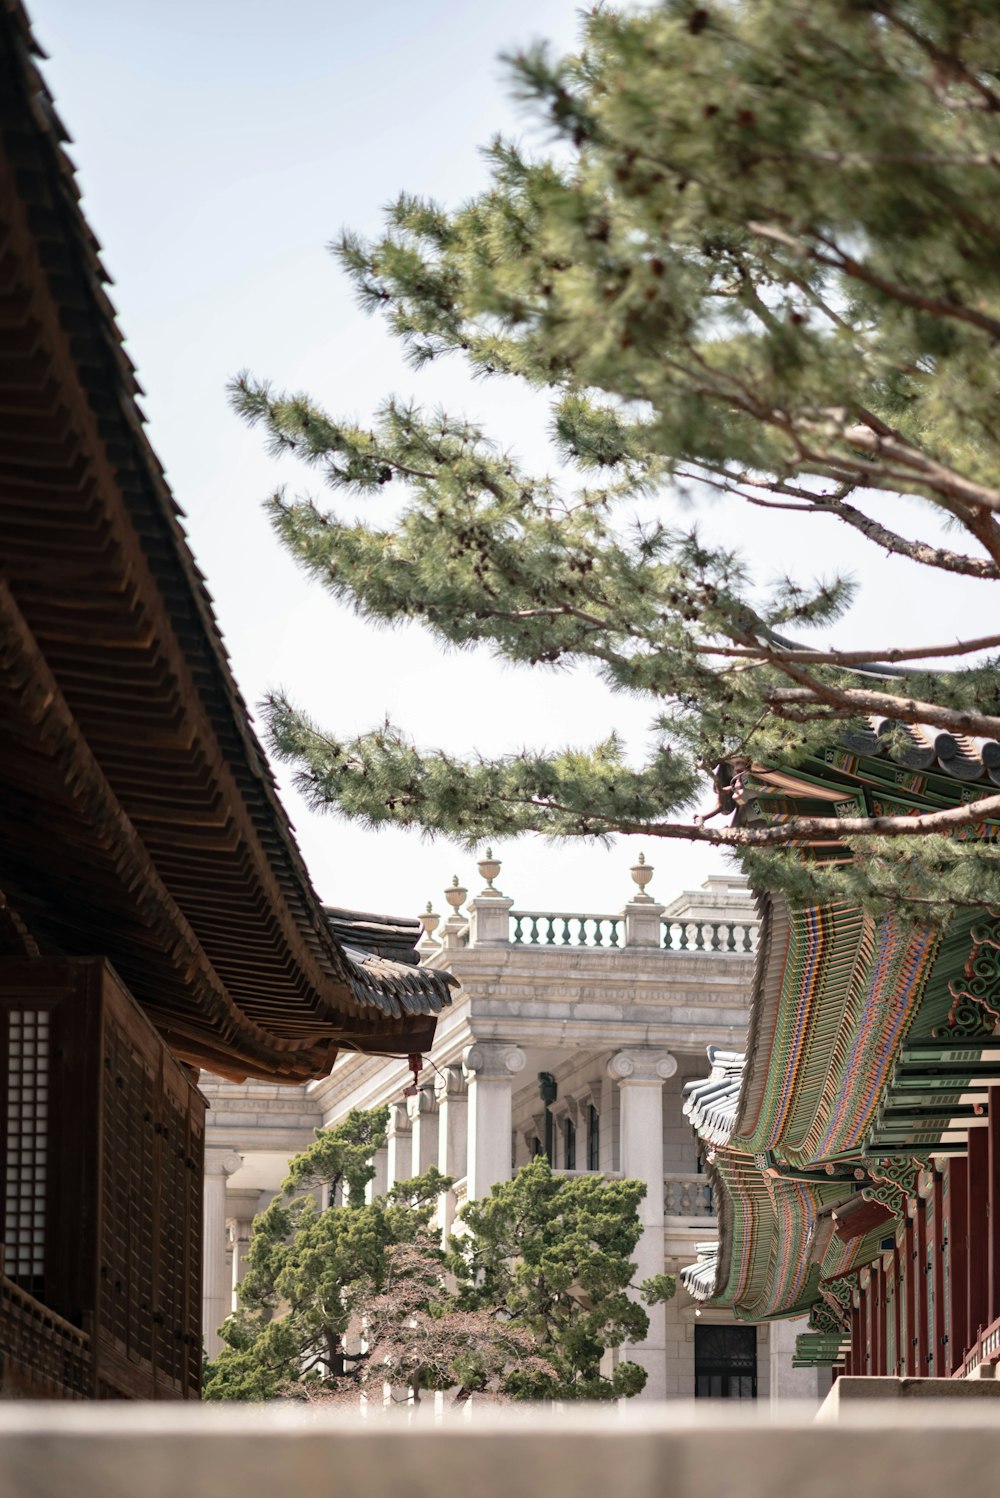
[953,1313,1000,1379]
[0,1273,91,1398]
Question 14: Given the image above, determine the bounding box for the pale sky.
[31,1,998,923]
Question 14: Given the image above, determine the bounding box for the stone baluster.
[435,1065,469,1241]
[608,1049,677,1400]
[386,1102,412,1188]
[202,1149,242,1358]
[463,1041,525,1199]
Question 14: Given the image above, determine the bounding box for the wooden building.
[683,724,1000,1380]
[0,0,451,1399]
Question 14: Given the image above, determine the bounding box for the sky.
[28,1,999,923]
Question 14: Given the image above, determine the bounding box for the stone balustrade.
[664,1172,716,1219]
[509,912,758,953]
[419,852,758,955]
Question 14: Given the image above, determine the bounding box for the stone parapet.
[7,1403,1000,1498]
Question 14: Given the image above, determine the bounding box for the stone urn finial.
[445,874,467,913]
[477,846,502,894]
[418,901,440,947]
[630,851,654,901]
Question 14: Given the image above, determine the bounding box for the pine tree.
[202,1113,670,1403]
[452,1156,674,1401]
[231,0,1000,911]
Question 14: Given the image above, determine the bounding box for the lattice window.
[4,1010,50,1290]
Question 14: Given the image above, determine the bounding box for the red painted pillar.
[916,1196,930,1375]
[851,1302,862,1375]
[904,1212,918,1375]
[948,1156,969,1374]
[932,1171,946,1376]
[969,1124,989,1344]
[892,1242,903,1375]
[869,1265,880,1376]
[990,1087,1000,1327]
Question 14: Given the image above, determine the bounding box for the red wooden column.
[946,1157,969,1374]
[892,1242,903,1375]
[969,1125,989,1344]
[851,1301,863,1375]
[915,1196,930,1375]
[990,1088,1000,1327]
[904,1211,918,1375]
[932,1171,946,1375]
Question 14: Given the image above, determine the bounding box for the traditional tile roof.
[683,731,1000,1332]
[0,1,452,1081]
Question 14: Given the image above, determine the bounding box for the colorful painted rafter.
[683,734,1000,1376]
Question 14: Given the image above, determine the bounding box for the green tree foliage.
[203,1111,671,1403]
[452,1156,674,1401]
[231,0,1000,911]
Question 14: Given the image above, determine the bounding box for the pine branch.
[768,686,1000,739]
[699,632,1000,667]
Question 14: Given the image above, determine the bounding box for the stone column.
[769,1314,827,1404]
[227,1188,260,1313]
[435,1065,469,1240]
[365,1145,389,1204]
[386,1103,412,1188]
[232,1219,253,1306]
[608,1049,677,1400]
[463,1041,525,1200]
[408,1086,439,1178]
[202,1150,241,1358]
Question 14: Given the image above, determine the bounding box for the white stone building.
[201,856,824,1403]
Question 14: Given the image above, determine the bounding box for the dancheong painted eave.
[683,730,1000,1374]
[0,0,453,1083]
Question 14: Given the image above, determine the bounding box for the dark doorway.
[694,1323,757,1399]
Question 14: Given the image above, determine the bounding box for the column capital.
[204,1149,242,1177]
[463,1040,526,1080]
[387,1101,412,1133]
[406,1085,439,1123]
[608,1049,677,1083]
[434,1063,468,1100]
